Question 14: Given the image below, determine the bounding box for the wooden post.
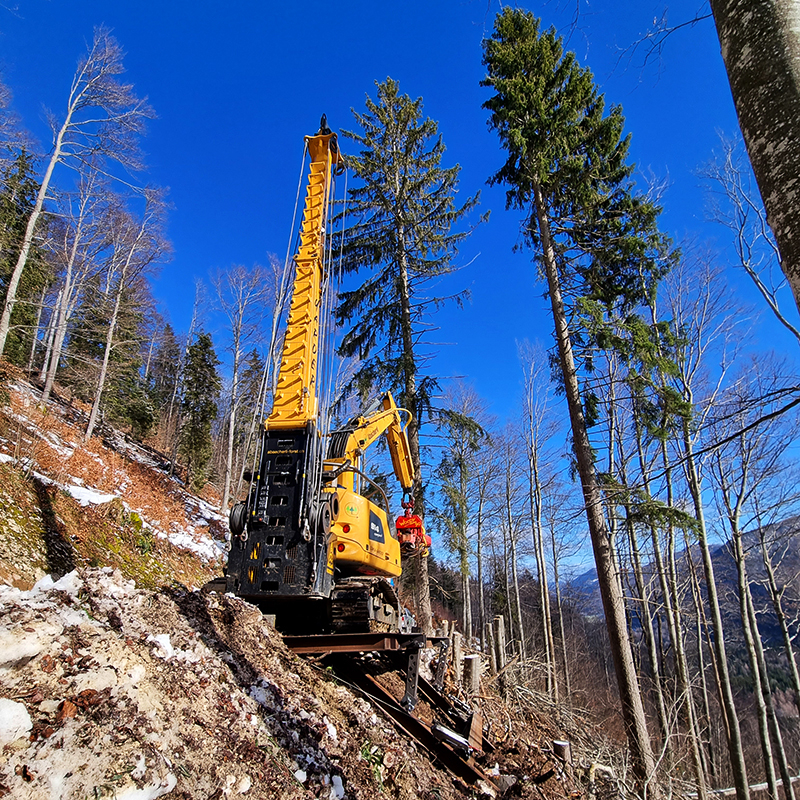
[453,631,463,683]
[464,654,481,696]
[553,740,572,765]
[494,615,507,695]
[486,622,497,676]
[493,615,507,673]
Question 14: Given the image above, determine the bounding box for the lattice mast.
[267,129,342,429]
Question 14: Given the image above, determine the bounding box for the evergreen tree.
[337,78,480,634]
[179,333,221,491]
[0,150,51,366]
[150,322,181,406]
[482,9,672,794]
[62,272,154,438]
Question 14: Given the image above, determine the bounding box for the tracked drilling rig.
[226,119,428,633]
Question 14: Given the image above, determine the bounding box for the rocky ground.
[0,569,601,800]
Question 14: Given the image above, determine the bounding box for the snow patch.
[148,633,175,659]
[0,698,32,745]
[114,773,178,800]
[66,484,118,506]
[0,621,62,668]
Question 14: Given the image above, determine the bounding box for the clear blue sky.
[1,0,794,424]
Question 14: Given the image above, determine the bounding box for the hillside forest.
[2,8,800,800]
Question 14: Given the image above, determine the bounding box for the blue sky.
[1,0,795,424]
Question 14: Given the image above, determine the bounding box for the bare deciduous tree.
[0,27,154,356]
[84,189,167,441]
[213,263,270,512]
[41,165,111,401]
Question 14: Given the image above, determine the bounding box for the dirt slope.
[1,569,467,799]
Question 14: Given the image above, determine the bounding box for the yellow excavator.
[226,118,428,633]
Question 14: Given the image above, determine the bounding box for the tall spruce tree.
[482,9,670,795]
[179,333,221,491]
[337,78,480,634]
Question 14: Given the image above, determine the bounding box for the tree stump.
[453,631,463,683]
[464,654,481,696]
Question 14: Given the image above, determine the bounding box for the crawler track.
[330,577,400,633]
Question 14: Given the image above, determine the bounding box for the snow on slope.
[0,380,226,566]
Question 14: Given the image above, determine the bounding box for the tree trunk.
[745,577,795,800]
[532,179,659,797]
[759,528,800,720]
[526,413,556,697]
[731,524,779,800]
[633,417,707,796]
[477,493,486,656]
[682,423,750,800]
[685,534,720,785]
[26,286,46,375]
[38,289,60,384]
[397,224,432,636]
[624,505,671,751]
[221,341,241,514]
[84,283,122,442]
[550,517,572,700]
[709,0,800,312]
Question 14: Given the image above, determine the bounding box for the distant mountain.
[568,516,800,647]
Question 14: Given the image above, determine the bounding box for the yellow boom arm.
[325,392,415,493]
[267,130,342,429]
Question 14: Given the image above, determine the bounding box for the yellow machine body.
[226,122,423,633]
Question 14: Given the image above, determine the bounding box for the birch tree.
[0,26,153,356]
[212,263,270,513]
[84,189,166,441]
[41,165,110,401]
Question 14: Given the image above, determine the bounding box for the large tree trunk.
[532,179,659,798]
[397,229,432,636]
[709,0,800,310]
